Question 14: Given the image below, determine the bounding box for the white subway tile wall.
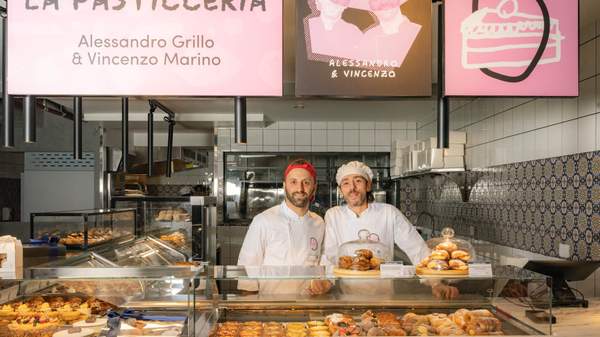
[214,120,417,154]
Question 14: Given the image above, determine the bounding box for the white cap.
[335,161,373,185]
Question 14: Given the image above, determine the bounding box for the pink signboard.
[8,1,282,96]
[445,0,578,97]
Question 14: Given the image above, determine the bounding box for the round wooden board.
[416,266,469,277]
[333,267,381,277]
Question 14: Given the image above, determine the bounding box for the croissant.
[417,256,431,268]
[355,249,374,259]
[381,325,407,336]
[451,250,471,262]
[338,256,353,269]
[464,309,494,325]
[466,317,501,333]
[435,241,458,253]
[401,313,429,332]
[437,325,465,336]
[449,259,469,270]
[450,309,470,329]
[430,249,450,260]
[410,324,434,336]
[427,260,449,271]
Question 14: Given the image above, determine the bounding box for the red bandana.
[284,163,317,181]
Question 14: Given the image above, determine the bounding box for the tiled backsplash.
[399,151,600,261]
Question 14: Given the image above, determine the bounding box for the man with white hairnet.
[310,161,458,299]
[322,161,430,266]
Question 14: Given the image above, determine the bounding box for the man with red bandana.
[237,159,325,294]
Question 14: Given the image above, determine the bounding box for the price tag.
[468,264,493,278]
[380,264,415,278]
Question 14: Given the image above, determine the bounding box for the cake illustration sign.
[7,0,282,96]
[295,0,432,96]
[445,0,578,96]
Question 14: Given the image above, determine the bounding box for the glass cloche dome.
[417,227,475,274]
[336,229,393,271]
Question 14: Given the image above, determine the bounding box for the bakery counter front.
[0,267,202,337]
[197,265,553,337]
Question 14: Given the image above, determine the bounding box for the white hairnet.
[335,161,373,185]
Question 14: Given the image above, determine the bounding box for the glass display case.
[98,237,189,266]
[30,209,136,250]
[0,267,200,337]
[111,196,192,253]
[38,237,189,268]
[197,265,552,337]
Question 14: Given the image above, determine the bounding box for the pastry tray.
[332,267,380,277]
[207,307,546,336]
[415,267,469,278]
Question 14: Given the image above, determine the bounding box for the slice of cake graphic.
[461,0,564,69]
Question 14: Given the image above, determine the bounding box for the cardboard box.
[444,144,465,157]
[444,155,465,169]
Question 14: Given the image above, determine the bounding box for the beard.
[285,190,311,208]
[345,190,367,207]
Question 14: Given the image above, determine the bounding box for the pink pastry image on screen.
[461,0,564,69]
[304,0,421,67]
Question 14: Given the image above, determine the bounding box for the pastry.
[435,241,458,253]
[309,330,331,337]
[8,314,60,337]
[16,303,35,317]
[160,232,186,248]
[381,325,407,336]
[376,312,398,324]
[338,256,353,269]
[57,304,82,322]
[369,256,382,270]
[336,324,362,336]
[350,256,371,271]
[366,327,386,336]
[449,309,470,329]
[426,260,449,271]
[325,314,354,334]
[430,250,450,260]
[307,321,326,327]
[450,250,471,262]
[465,317,502,335]
[410,324,434,336]
[401,313,429,332]
[0,304,17,320]
[355,249,373,259]
[417,256,431,268]
[449,259,469,271]
[464,309,493,325]
[48,297,65,310]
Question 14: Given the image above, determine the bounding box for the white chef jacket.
[321,202,430,266]
[237,201,325,293]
